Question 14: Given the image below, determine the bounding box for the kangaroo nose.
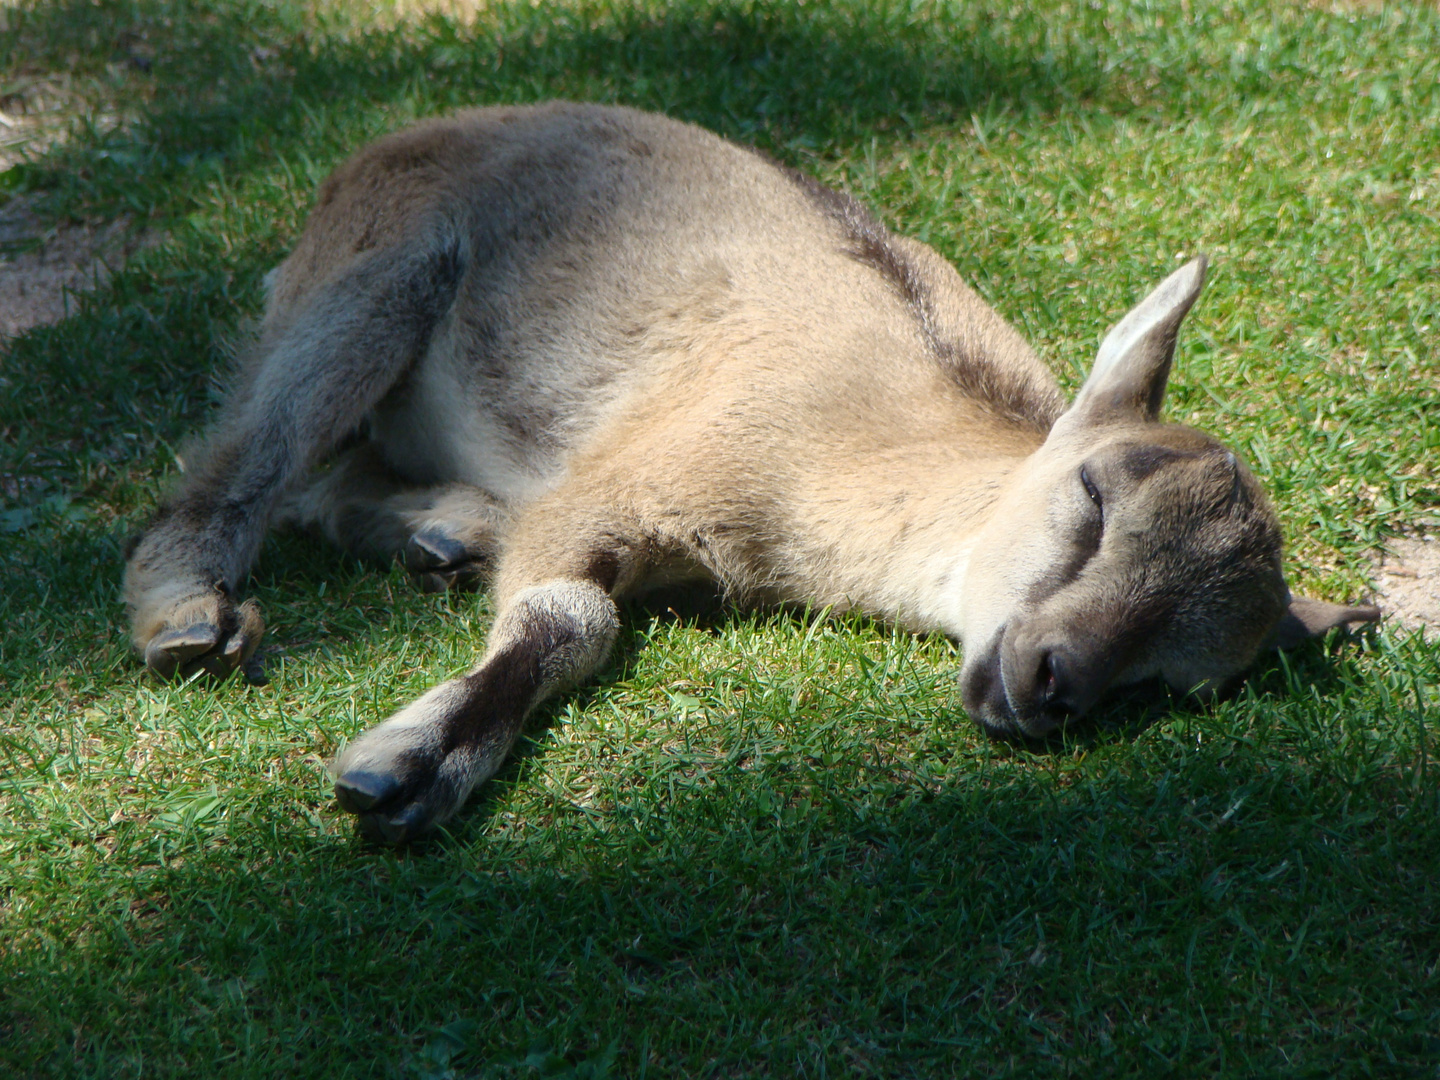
[1001,629,1116,737]
[1035,648,1079,716]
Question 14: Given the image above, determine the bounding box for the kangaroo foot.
[331,682,494,844]
[404,526,490,593]
[138,589,265,682]
[334,754,457,844]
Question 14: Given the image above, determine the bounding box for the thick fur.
[122,102,1377,842]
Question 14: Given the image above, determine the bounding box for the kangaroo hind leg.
[277,441,509,592]
[124,231,466,680]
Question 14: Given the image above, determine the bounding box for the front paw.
[134,587,265,682]
[331,687,486,844]
[335,766,450,845]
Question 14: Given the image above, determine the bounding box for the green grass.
[1,0,1438,1075]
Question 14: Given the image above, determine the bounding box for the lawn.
[1,0,1438,1075]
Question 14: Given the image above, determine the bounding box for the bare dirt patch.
[0,194,155,339]
[0,75,112,173]
[1373,535,1440,635]
[313,0,491,27]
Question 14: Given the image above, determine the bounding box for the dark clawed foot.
[405,528,487,593]
[335,765,441,845]
[332,720,478,845]
[144,622,219,679]
[145,598,265,682]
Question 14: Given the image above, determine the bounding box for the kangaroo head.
[958,256,1378,738]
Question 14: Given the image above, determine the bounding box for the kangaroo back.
[264,105,1061,499]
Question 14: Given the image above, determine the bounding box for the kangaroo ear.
[1069,255,1208,423]
[1265,595,1381,651]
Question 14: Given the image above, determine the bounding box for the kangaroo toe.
[333,768,407,814]
[405,528,470,571]
[336,763,447,845]
[141,596,265,682]
[405,528,488,593]
[358,802,437,845]
[145,623,221,679]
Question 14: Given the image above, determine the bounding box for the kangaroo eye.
[1080,466,1102,508]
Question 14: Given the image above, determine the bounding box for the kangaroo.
[122,102,1378,844]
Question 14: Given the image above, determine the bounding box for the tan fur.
[122,102,1377,842]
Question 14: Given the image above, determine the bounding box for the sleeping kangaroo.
[122,102,1378,843]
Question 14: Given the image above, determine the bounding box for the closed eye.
[1072,465,1104,558]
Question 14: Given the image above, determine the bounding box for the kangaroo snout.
[1002,625,1124,737]
[964,620,1124,739]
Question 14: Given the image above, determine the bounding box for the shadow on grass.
[4,682,1437,1075]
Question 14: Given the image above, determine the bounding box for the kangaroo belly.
[350,104,796,508]
[366,312,644,507]
[366,352,559,506]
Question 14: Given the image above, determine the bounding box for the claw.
[334,769,404,813]
[145,623,220,679]
[142,597,266,683]
[405,529,487,593]
[226,599,265,661]
[406,529,470,573]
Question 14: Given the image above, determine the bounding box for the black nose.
[1035,648,1079,717]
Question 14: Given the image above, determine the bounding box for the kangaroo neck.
[777,432,1040,636]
